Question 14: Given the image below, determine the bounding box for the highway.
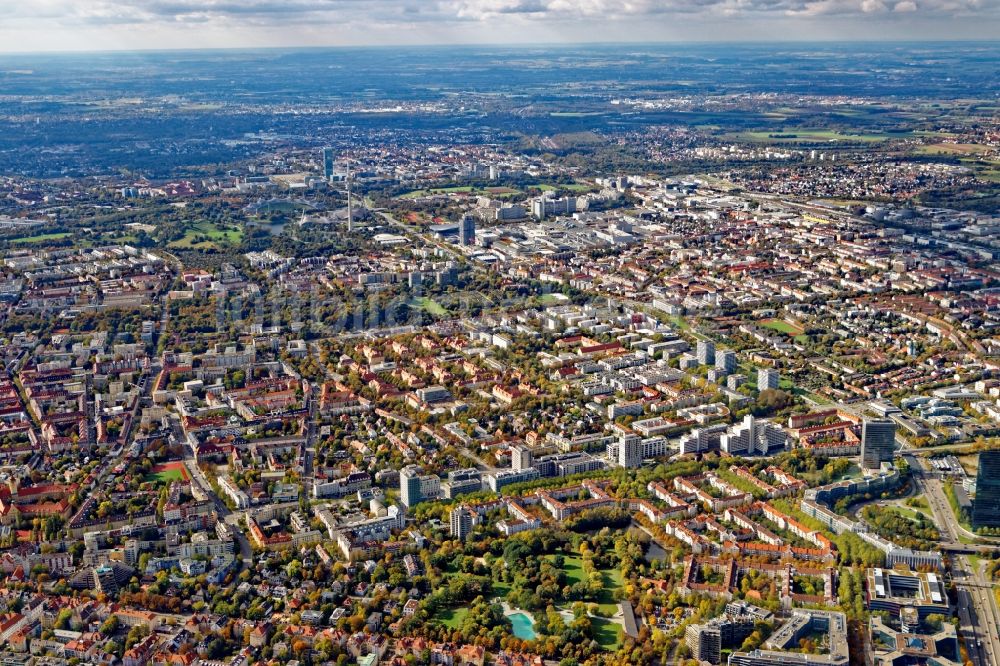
[952,555,1000,666]
[904,452,1000,545]
[908,452,1000,665]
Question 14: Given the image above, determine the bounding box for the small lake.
[509,612,536,640]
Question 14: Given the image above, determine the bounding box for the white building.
[721,415,788,456]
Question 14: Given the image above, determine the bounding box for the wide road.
[953,554,1000,666]
[909,451,1000,665]
[905,452,1000,545]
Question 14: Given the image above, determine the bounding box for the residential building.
[758,368,780,391]
[721,415,787,456]
[686,623,721,664]
[450,505,475,540]
[697,340,716,366]
[511,444,534,471]
[716,350,737,375]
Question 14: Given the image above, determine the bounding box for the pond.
[509,612,537,640]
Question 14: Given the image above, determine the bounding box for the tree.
[54,608,73,630]
[925,613,946,631]
[100,615,120,636]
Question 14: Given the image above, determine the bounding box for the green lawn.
[144,467,188,485]
[538,293,568,305]
[408,297,448,316]
[400,186,478,199]
[546,555,623,615]
[668,315,691,331]
[760,318,805,336]
[548,554,586,585]
[534,183,592,193]
[9,232,72,244]
[914,142,991,156]
[792,387,833,405]
[168,221,244,249]
[591,617,622,650]
[890,504,931,522]
[437,607,469,629]
[596,568,624,614]
[733,129,893,144]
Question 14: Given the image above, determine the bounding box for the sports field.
[144,462,190,484]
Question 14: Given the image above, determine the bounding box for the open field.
[399,186,483,199]
[144,462,190,485]
[732,129,895,144]
[792,387,834,405]
[759,318,804,335]
[538,293,568,305]
[408,297,448,316]
[591,617,622,651]
[760,318,808,342]
[8,232,72,244]
[914,142,992,156]
[885,497,932,521]
[437,607,469,629]
[168,221,244,249]
[549,554,586,585]
[545,554,624,616]
[534,182,592,193]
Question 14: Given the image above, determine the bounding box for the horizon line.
[2,37,999,57]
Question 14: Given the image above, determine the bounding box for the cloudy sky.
[0,0,996,52]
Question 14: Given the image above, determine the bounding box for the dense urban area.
[0,43,998,666]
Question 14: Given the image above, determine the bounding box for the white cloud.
[0,0,997,50]
[4,0,994,24]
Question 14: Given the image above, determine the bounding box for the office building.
[686,607,762,665]
[972,449,1000,529]
[533,451,605,477]
[459,213,476,246]
[860,419,896,470]
[697,340,716,366]
[531,195,577,220]
[321,147,334,180]
[486,468,540,493]
[399,465,441,507]
[866,568,949,619]
[758,368,780,391]
[869,614,960,666]
[716,350,737,375]
[729,610,849,666]
[449,505,475,540]
[441,468,482,499]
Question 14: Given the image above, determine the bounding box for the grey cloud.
[4,0,998,28]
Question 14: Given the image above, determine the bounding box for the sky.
[0,0,997,53]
